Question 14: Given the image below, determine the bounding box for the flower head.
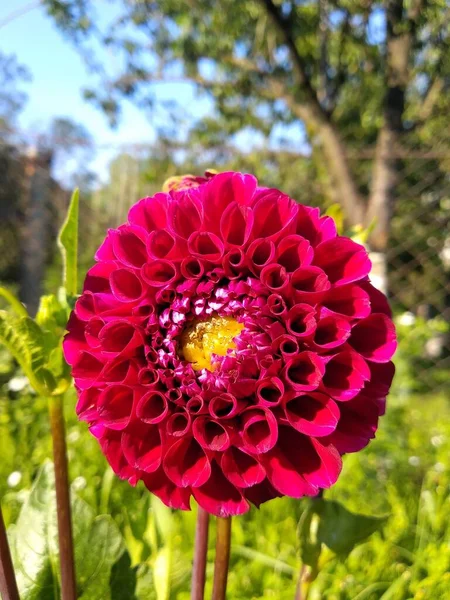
[64,172,396,516]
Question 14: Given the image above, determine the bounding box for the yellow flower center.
[180,315,244,371]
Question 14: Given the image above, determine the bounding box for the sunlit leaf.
[58,188,79,298]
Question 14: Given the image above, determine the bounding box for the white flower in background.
[408,456,420,467]
[431,435,445,447]
[434,462,445,473]
[7,376,29,392]
[67,430,81,443]
[397,312,416,326]
[7,471,22,488]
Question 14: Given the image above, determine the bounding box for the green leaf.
[9,462,128,600]
[0,310,55,395]
[0,286,28,318]
[153,546,172,600]
[58,188,79,298]
[315,499,387,557]
[110,551,137,600]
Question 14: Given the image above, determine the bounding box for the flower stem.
[48,396,77,600]
[191,507,210,600]
[212,517,232,600]
[294,565,310,600]
[0,503,19,600]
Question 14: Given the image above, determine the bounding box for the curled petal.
[322,350,370,401]
[110,269,144,302]
[286,304,316,338]
[284,391,340,437]
[314,237,371,285]
[163,437,211,488]
[98,385,134,430]
[349,313,397,362]
[277,235,313,272]
[128,193,169,231]
[143,467,191,510]
[220,201,254,246]
[136,390,169,424]
[192,461,249,517]
[283,352,325,392]
[221,447,266,488]
[311,315,351,350]
[291,266,331,302]
[188,231,225,262]
[141,260,178,288]
[240,408,278,454]
[166,410,192,437]
[247,238,276,275]
[193,417,231,451]
[122,424,163,473]
[321,284,371,319]
[260,263,290,294]
[256,377,285,407]
[111,226,148,268]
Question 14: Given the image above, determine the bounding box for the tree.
[0,51,30,140]
[43,0,449,256]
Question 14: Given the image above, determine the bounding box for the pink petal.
[192,462,250,517]
[349,314,397,362]
[98,385,134,430]
[283,352,325,392]
[314,237,371,285]
[284,391,340,437]
[163,437,211,488]
[322,350,370,401]
[136,390,169,424]
[221,447,266,488]
[320,284,371,319]
[276,235,313,272]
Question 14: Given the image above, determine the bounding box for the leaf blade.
[58,189,79,298]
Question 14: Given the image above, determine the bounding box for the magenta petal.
[321,284,371,319]
[110,269,144,302]
[243,478,282,508]
[260,263,290,293]
[312,315,351,350]
[188,231,225,262]
[287,304,317,339]
[277,235,313,272]
[349,313,397,362]
[141,259,178,288]
[168,194,203,239]
[72,351,103,388]
[166,410,192,437]
[256,377,285,407]
[220,201,254,246]
[247,238,276,275]
[136,390,169,424]
[122,424,163,473]
[283,352,325,392]
[163,437,211,488]
[284,391,340,437]
[314,237,371,285]
[221,447,266,488]
[193,417,231,451]
[240,408,278,454]
[128,193,169,231]
[291,266,331,302]
[192,462,250,517]
[98,385,134,430]
[111,226,148,268]
[262,427,318,497]
[143,467,192,510]
[303,438,342,488]
[322,350,370,401]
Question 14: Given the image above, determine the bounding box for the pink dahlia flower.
[64,172,396,517]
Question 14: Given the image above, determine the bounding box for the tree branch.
[259,0,326,119]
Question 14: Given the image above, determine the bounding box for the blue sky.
[0,0,214,180]
[0,0,308,183]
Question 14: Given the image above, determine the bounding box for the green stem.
[48,396,76,600]
[294,565,310,600]
[212,517,232,600]
[191,507,210,600]
[0,501,20,600]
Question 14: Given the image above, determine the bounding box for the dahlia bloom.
[64,172,396,517]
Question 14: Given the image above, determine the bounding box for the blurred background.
[0,1,449,598]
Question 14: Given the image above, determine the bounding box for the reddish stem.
[0,502,20,600]
[49,396,77,600]
[191,507,210,600]
[212,517,232,600]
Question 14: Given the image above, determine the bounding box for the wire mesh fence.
[0,138,449,394]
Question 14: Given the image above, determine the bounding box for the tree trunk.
[20,148,53,315]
